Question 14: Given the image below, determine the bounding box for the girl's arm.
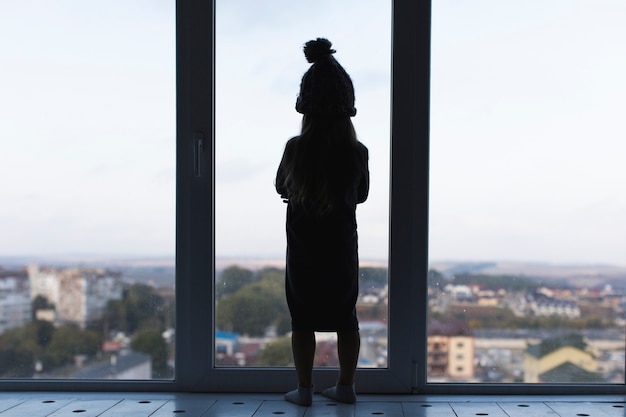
[357,144,370,204]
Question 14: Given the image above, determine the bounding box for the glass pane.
[429,1,626,383]
[0,1,175,379]
[215,0,391,368]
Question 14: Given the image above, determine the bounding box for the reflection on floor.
[0,393,624,416]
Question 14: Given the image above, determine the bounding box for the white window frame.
[0,0,623,395]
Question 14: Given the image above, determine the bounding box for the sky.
[1,0,625,266]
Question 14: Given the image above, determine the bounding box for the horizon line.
[1,254,625,269]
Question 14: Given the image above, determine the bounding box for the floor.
[0,393,625,417]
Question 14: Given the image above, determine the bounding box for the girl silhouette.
[276,38,369,406]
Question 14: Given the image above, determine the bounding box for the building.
[529,299,581,319]
[215,330,239,357]
[525,291,581,319]
[28,265,122,328]
[0,271,31,334]
[427,320,475,381]
[524,334,602,383]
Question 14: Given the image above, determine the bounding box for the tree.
[102,299,127,333]
[216,286,279,336]
[216,272,289,337]
[0,325,38,377]
[0,320,57,377]
[216,266,255,299]
[449,273,540,292]
[124,283,166,333]
[43,325,100,369]
[0,348,34,377]
[32,320,55,348]
[131,327,170,378]
[257,337,293,366]
[103,283,166,334]
[275,315,292,336]
[0,323,100,374]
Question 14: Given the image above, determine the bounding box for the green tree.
[131,327,170,378]
[216,287,277,336]
[0,322,103,376]
[0,348,34,377]
[102,299,126,333]
[0,325,38,377]
[43,325,100,369]
[449,273,540,292]
[257,337,293,366]
[256,267,284,281]
[124,283,165,333]
[103,283,166,334]
[275,315,292,336]
[216,266,255,299]
[216,271,289,337]
[0,321,57,377]
[32,320,55,348]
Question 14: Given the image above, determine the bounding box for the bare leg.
[321,330,360,403]
[292,330,316,387]
[285,331,316,406]
[337,330,360,385]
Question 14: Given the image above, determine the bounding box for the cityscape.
[215,261,626,384]
[0,260,174,379]
[0,257,624,384]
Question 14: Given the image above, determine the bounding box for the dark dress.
[275,137,369,332]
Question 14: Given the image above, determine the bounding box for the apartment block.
[0,271,31,334]
[427,320,475,380]
[28,265,122,328]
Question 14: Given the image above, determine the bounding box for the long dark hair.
[281,114,360,214]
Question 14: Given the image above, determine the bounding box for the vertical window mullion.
[390,0,431,393]
[175,0,215,390]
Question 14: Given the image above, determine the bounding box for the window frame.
[0,0,623,395]
[201,0,422,393]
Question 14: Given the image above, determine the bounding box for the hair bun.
[303,38,336,63]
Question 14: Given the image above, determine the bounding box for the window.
[428,0,626,390]
[0,0,175,383]
[177,0,424,393]
[214,0,391,371]
[1,0,623,395]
